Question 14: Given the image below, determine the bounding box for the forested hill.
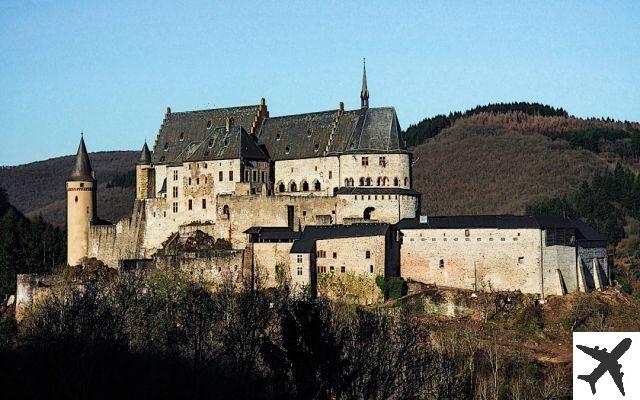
[0,151,138,226]
[410,107,640,246]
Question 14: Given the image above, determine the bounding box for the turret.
[66,134,97,266]
[360,58,369,109]
[136,141,155,199]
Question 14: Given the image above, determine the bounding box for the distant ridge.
[0,151,138,226]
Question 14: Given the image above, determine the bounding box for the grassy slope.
[412,115,610,215]
[0,151,138,226]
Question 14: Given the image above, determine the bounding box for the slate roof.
[291,223,390,253]
[396,215,607,242]
[336,187,420,196]
[187,125,269,162]
[138,142,151,164]
[69,136,95,182]
[152,105,261,164]
[257,107,405,160]
[244,226,301,241]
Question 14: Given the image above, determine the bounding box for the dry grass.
[412,118,608,215]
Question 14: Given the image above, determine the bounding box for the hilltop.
[410,106,640,217]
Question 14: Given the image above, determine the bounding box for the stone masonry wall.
[274,156,340,195]
[400,228,543,293]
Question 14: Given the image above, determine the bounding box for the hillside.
[0,151,138,226]
[412,111,640,216]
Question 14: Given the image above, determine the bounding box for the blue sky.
[1,0,638,165]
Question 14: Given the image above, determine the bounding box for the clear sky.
[1,0,638,165]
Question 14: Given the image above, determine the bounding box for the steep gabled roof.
[257,110,339,160]
[256,106,406,160]
[187,125,269,162]
[152,105,262,164]
[69,136,95,182]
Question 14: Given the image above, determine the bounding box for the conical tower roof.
[138,141,151,164]
[69,135,95,181]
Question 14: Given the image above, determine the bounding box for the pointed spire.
[69,134,95,181]
[138,140,151,164]
[360,58,369,109]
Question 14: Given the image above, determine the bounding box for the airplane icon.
[576,338,632,396]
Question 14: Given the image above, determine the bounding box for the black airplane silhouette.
[576,338,632,396]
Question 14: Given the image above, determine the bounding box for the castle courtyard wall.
[400,228,544,294]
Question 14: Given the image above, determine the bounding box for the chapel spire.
[360,58,369,109]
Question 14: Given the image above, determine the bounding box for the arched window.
[359,177,365,186]
[376,177,382,186]
[289,181,297,192]
[302,181,309,192]
[382,177,388,186]
[277,182,285,192]
[222,205,230,219]
[363,207,375,220]
[344,178,350,187]
[393,177,399,186]
[314,180,321,191]
[365,177,372,186]
[365,250,371,259]
[404,177,408,186]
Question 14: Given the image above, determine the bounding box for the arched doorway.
[363,207,375,220]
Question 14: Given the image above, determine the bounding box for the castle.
[64,63,610,300]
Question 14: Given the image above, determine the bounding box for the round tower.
[67,134,97,266]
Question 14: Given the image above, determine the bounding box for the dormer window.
[179,132,184,141]
[314,143,319,152]
[285,145,290,154]
[208,139,213,148]
[206,120,212,129]
[307,129,312,137]
[276,133,281,141]
[164,142,169,151]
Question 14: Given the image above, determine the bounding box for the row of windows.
[344,176,408,187]
[361,156,387,167]
[353,194,399,201]
[245,169,267,183]
[437,257,524,269]
[316,250,371,259]
[277,180,322,193]
[409,237,519,242]
[318,265,375,274]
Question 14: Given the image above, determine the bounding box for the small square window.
[330,266,335,273]
[465,229,470,237]
[332,252,337,259]
[439,259,445,268]
[340,266,346,273]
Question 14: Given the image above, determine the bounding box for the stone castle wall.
[400,228,545,294]
[88,200,146,269]
[274,156,340,195]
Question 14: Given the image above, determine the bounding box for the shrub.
[375,276,407,300]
